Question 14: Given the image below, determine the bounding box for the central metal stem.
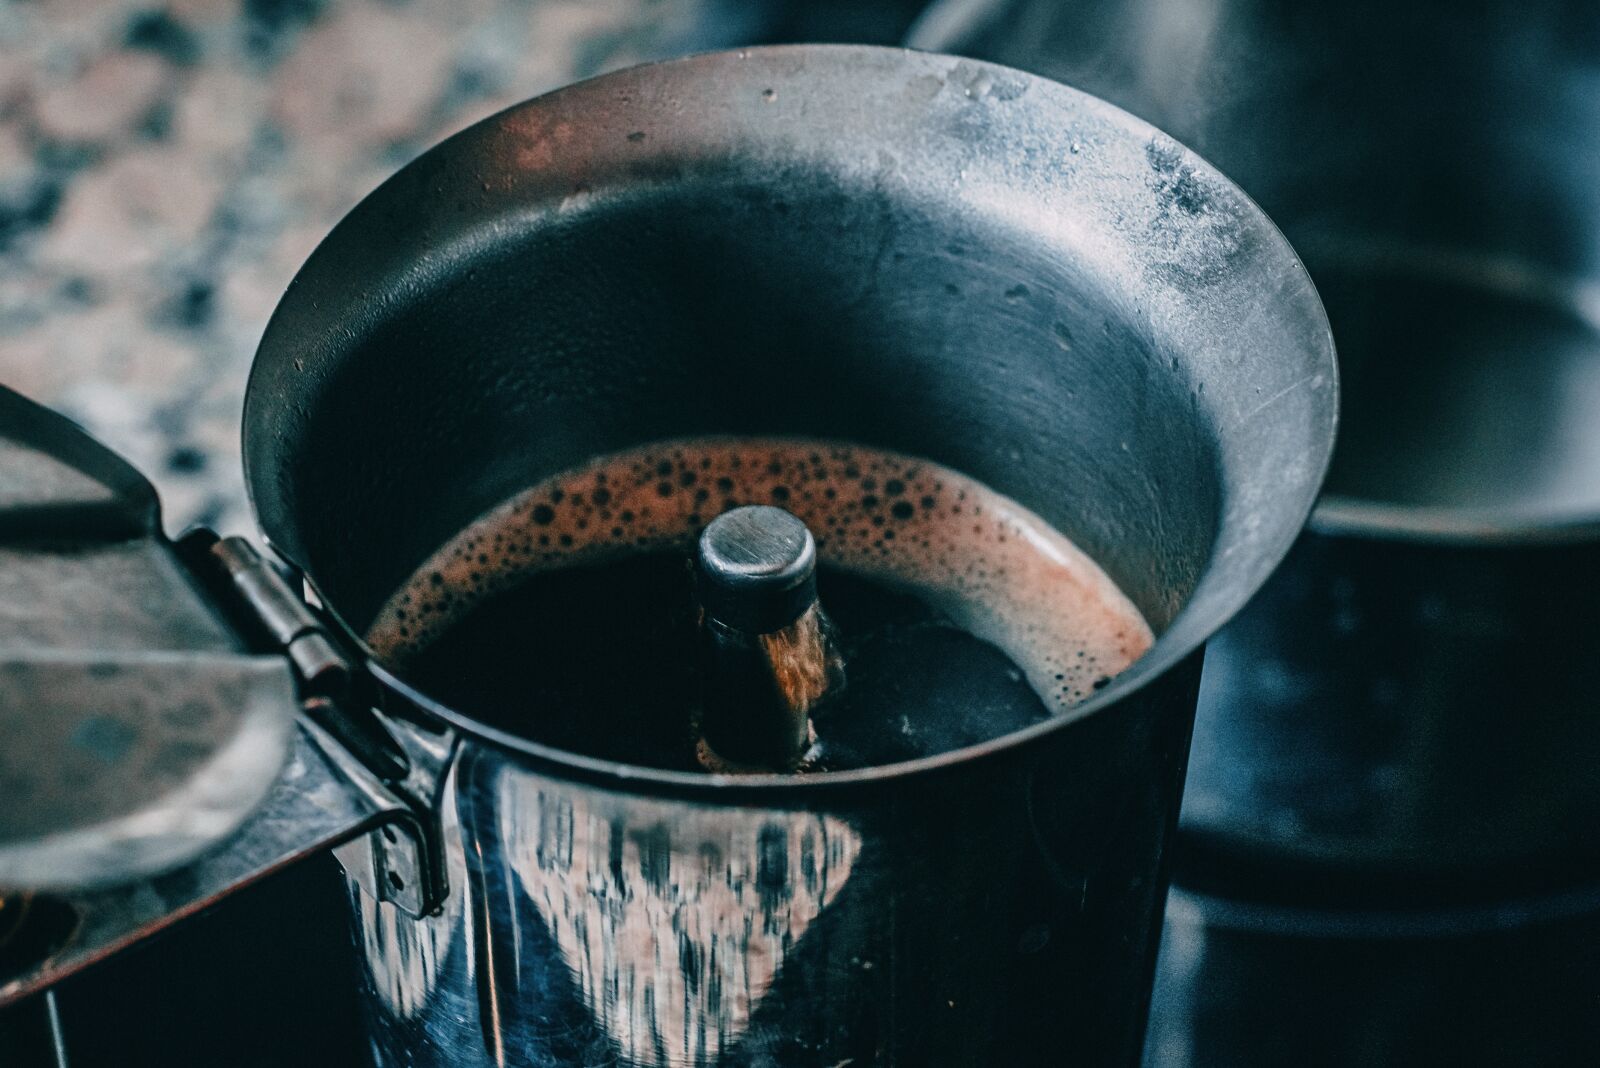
[694,506,843,772]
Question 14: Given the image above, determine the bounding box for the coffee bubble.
[367,439,1153,713]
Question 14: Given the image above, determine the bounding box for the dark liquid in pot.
[369,439,1152,772]
[403,553,1062,771]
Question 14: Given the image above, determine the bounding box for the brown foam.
[366,439,1154,712]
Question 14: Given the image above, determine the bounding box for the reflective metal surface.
[0,722,407,1006]
[352,679,1226,1066]
[917,3,1600,1062]
[0,387,297,890]
[242,46,1336,1065]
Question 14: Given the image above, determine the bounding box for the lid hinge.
[176,529,351,700]
[175,528,409,779]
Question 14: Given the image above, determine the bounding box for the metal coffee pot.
[0,46,1336,1066]
[914,2,1600,1062]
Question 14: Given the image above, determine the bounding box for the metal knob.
[696,506,819,632]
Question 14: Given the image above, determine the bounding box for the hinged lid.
[0,387,300,889]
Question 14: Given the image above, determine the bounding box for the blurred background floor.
[0,0,926,535]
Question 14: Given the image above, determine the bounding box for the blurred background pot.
[912,1,1600,1062]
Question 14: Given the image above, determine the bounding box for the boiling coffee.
[367,441,1152,771]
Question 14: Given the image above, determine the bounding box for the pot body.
[239,46,1335,1067]
[349,656,1201,1068]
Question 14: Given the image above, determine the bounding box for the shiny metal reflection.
[348,748,864,1068]
[496,767,859,1065]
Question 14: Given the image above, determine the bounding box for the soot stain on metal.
[1145,137,1209,217]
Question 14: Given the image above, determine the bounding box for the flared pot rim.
[244,44,1339,797]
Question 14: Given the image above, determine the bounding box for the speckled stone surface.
[0,0,895,536]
